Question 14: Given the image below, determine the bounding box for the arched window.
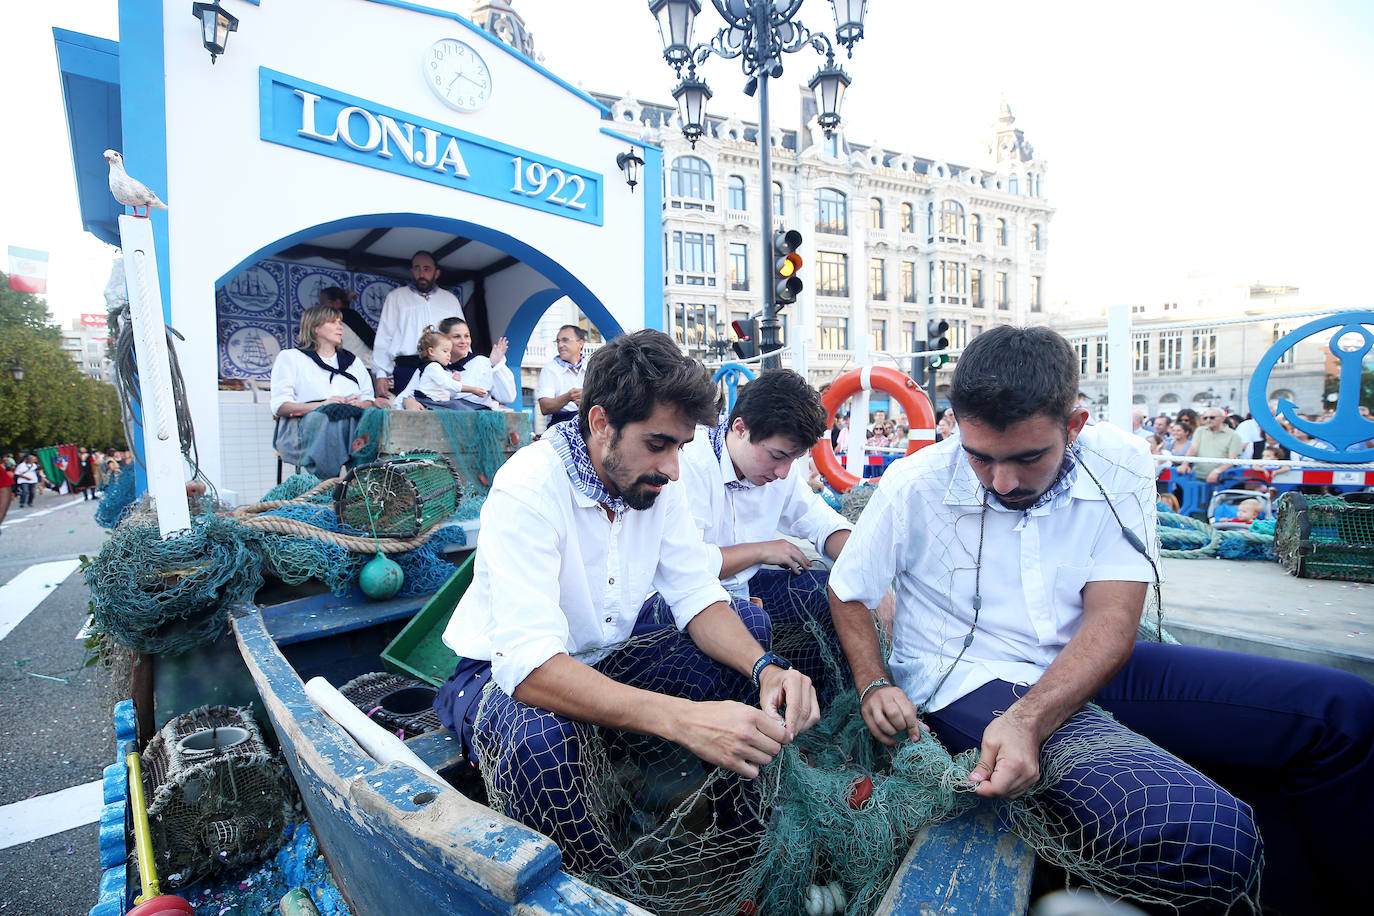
[971,214,983,243]
[995,218,1008,246]
[727,175,747,211]
[1008,174,1019,195]
[670,156,714,200]
[939,201,966,241]
[900,202,915,233]
[1030,223,1042,250]
[816,188,848,235]
[869,197,884,230]
[772,181,784,217]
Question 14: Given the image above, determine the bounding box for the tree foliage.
[0,272,62,345]
[0,327,126,453]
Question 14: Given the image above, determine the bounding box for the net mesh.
[465,440,1260,915]
[1274,492,1374,582]
[333,453,461,537]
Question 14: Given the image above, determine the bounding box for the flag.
[8,246,49,294]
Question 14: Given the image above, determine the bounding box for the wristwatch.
[751,651,792,689]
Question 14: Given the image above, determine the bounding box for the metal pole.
[755,2,781,369]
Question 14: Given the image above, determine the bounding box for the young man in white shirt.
[828,325,1373,912]
[436,330,819,883]
[678,369,852,697]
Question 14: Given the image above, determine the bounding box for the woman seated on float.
[270,305,383,476]
[395,318,516,411]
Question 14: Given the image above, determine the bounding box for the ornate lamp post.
[648,1,867,368]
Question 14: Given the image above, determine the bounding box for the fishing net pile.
[1157,511,1274,561]
[95,462,138,528]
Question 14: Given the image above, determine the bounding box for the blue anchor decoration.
[712,362,757,414]
[1248,311,1374,464]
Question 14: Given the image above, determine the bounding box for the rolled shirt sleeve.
[776,471,852,558]
[828,472,905,610]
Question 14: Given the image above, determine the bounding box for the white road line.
[0,559,82,641]
[0,497,86,528]
[0,780,103,850]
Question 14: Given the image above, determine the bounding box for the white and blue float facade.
[56,0,660,500]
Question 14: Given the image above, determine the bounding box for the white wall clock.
[423,38,492,112]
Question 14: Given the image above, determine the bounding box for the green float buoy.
[360,551,403,600]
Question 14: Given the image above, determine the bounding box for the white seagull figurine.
[104,149,167,218]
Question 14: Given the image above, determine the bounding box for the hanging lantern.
[648,0,701,71]
[808,58,851,135]
[190,1,239,63]
[673,72,712,147]
[829,0,869,55]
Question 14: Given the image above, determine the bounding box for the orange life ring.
[812,366,936,494]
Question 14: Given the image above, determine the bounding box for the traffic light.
[731,318,758,360]
[926,319,950,370]
[773,229,803,307]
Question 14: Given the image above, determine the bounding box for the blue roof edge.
[53,27,122,247]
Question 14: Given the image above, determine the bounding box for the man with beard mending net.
[435,329,820,887]
[827,325,1373,914]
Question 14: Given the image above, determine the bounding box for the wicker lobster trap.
[1273,491,1374,582]
[332,452,461,538]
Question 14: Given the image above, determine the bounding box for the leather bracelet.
[858,678,891,707]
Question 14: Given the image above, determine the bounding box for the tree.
[0,271,62,344]
[0,327,126,452]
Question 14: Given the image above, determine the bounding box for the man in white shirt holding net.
[828,325,1372,913]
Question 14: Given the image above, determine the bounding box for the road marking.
[0,497,86,528]
[0,780,103,850]
[0,559,82,641]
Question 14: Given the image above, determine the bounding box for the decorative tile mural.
[216,258,405,379]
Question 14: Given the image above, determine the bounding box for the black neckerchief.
[446,352,478,372]
[299,347,358,385]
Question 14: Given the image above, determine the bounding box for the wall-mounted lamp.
[9,359,24,383]
[191,1,239,64]
[616,147,645,193]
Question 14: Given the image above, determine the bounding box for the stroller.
[1208,487,1272,530]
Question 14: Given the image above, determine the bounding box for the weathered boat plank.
[874,804,1034,915]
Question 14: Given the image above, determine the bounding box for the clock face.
[424,38,492,112]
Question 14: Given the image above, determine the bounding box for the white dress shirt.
[268,348,373,416]
[679,427,852,597]
[371,285,464,377]
[442,440,730,696]
[828,422,1157,713]
[536,359,585,412]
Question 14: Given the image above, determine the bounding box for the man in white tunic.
[535,324,586,427]
[436,330,819,882]
[370,250,463,396]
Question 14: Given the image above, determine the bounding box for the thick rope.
[1157,511,1273,559]
[231,476,341,517]
[231,475,439,554]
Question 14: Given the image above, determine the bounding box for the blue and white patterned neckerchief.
[708,419,750,491]
[553,355,584,374]
[545,420,628,516]
[1025,446,1080,512]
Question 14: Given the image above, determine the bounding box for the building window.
[950,319,968,349]
[901,321,917,354]
[727,175,747,211]
[971,213,983,243]
[871,319,887,351]
[728,242,749,291]
[1030,275,1042,312]
[869,257,886,300]
[970,269,983,308]
[576,312,604,343]
[994,271,1008,310]
[772,181,784,216]
[816,188,848,234]
[994,218,1007,246]
[1074,340,1090,375]
[869,197,884,230]
[939,260,966,304]
[1160,331,1183,373]
[1132,334,1151,372]
[939,201,966,242]
[824,133,842,158]
[815,251,849,296]
[900,261,916,302]
[1095,337,1108,374]
[670,156,714,201]
[1192,328,1217,370]
[672,231,716,284]
[1008,174,1019,195]
[672,302,719,350]
[1030,223,1042,250]
[817,317,849,351]
[900,202,915,233]
[1273,323,1297,365]
[926,202,935,237]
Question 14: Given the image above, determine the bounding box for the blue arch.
[215,211,618,364]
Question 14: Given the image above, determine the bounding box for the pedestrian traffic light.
[773,229,803,307]
[926,319,950,370]
[731,318,758,360]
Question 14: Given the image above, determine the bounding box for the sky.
[4,0,1373,327]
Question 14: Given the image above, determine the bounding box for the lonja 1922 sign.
[258,69,603,226]
[1248,310,1374,464]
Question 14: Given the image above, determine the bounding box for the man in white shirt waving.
[679,369,852,698]
[436,329,819,882]
[370,250,463,397]
[828,326,1373,912]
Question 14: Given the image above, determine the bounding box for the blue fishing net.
[95,463,137,529]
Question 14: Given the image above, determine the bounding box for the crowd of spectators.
[0,447,131,529]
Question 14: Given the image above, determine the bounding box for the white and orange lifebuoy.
[812,366,936,494]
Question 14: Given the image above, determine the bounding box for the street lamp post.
[649,1,866,369]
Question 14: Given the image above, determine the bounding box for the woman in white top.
[397,319,517,411]
[270,305,380,476]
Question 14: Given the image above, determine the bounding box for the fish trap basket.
[1274,491,1374,582]
[140,705,294,887]
[340,671,442,740]
[332,452,461,538]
